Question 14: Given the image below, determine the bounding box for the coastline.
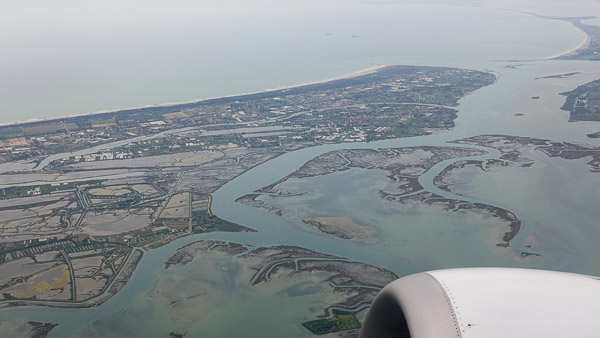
[546,27,591,60]
[0,65,386,128]
[487,6,595,61]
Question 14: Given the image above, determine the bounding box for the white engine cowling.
[359,268,600,338]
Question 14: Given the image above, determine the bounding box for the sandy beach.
[546,23,592,60]
[0,65,386,128]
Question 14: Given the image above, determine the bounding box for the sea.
[0,0,592,124]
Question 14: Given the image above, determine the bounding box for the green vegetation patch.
[561,79,600,121]
[302,310,362,335]
[22,123,78,135]
[89,118,116,125]
[0,128,24,138]
[192,212,252,233]
[0,183,76,200]
[123,112,165,122]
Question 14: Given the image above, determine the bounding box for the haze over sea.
[0,0,596,124]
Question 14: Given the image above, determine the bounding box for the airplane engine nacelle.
[359,268,600,338]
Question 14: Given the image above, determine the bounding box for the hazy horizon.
[0,0,596,124]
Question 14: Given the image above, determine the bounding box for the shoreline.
[486,6,595,61]
[546,27,591,60]
[0,65,386,128]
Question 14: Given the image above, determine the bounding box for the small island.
[560,79,600,121]
[160,241,398,336]
[587,131,600,138]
